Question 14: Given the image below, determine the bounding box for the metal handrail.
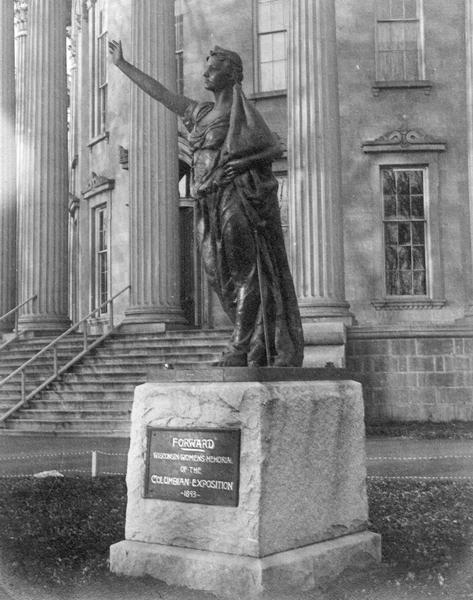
[0,295,37,352]
[0,285,130,424]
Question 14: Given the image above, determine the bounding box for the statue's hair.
[208,45,244,84]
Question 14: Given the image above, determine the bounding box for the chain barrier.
[0,450,128,478]
[2,450,473,479]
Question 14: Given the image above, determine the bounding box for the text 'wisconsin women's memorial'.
[108,9,380,598]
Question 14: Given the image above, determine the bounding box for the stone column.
[17,0,70,333]
[0,0,17,331]
[287,0,351,325]
[123,0,185,331]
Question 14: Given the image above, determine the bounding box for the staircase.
[0,330,228,436]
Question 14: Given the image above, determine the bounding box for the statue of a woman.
[109,40,303,367]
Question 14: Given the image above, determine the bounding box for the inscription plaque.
[144,427,240,506]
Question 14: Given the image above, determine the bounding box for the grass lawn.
[0,476,472,599]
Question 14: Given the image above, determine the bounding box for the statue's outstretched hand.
[109,39,124,66]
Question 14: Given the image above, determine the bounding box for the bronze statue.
[109,40,303,367]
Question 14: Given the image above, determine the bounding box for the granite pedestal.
[110,368,380,599]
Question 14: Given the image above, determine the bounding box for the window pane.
[377,0,391,19]
[400,271,412,294]
[377,22,392,51]
[412,246,425,269]
[384,195,396,217]
[412,222,425,244]
[260,63,273,91]
[398,195,410,217]
[272,31,286,60]
[270,0,285,30]
[175,14,183,50]
[259,34,273,62]
[398,222,411,244]
[405,50,419,79]
[386,246,398,270]
[413,270,426,294]
[390,0,404,19]
[404,0,417,19]
[272,60,286,89]
[404,21,418,47]
[411,195,424,217]
[409,170,423,194]
[385,223,398,244]
[258,1,272,33]
[386,271,400,295]
[398,246,411,269]
[383,169,395,194]
[396,171,409,194]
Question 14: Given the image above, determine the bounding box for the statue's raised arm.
[108,40,194,117]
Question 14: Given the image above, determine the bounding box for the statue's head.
[204,46,244,89]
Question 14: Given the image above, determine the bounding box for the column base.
[121,306,188,333]
[298,299,354,325]
[303,321,347,368]
[110,532,381,600]
[17,315,71,336]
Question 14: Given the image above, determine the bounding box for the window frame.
[91,200,110,317]
[88,0,108,142]
[374,0,428,90]
[253,0,288,94]
[175,0,184,95]
[381,165,430,298]
[368,152,445,310]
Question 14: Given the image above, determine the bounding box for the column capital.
[14,1,28,34]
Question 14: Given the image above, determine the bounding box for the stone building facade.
[1,0,473,422]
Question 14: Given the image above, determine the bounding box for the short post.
[91,450,98,477]
[20,371,25,404]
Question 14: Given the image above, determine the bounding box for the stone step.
[43,382,138,393]
[111,329,230,341]
[24,399,133,410]
[77,354,219,366]
[2,418,130,433]
[61,371,148,381]
[9,408,131,420]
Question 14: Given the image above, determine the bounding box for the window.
[375,0,423,82]
[382,167,427,296]
[90,0,108,138]
[93,204,109,314]
[256,0,288,92]
[175,0,184,95]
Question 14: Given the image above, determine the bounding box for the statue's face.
[203,56,233,91]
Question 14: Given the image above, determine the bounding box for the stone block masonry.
[347,327,473,422]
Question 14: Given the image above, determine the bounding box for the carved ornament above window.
[362,128,446,153]
[83,172,115,199]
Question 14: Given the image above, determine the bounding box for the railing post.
[110,300,114,330]
[83,325,88,351]
[91,451,98,477]
[53,347,58,376]
[20,371,25,404]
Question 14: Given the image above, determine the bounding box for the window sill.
[88,131,110,148]
[371,297,446,311]
[248,89,287,100]
[372,80,432,96]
